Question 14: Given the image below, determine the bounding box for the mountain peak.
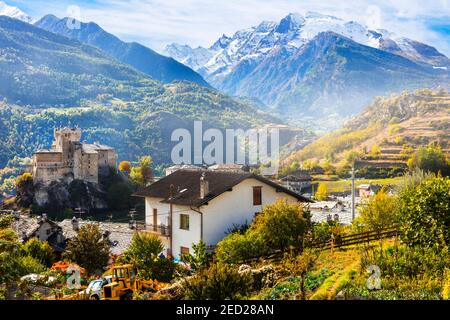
[211,34,231,50]
[0,1,36,24]
[275,12,305,33]
[305,11,340,20]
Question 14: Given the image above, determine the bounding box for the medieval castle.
[32,128,117,185]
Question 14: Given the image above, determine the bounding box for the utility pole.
[169,184,174,258]
[351,165,356,222]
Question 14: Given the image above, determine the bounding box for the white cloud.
[10,0,450,55]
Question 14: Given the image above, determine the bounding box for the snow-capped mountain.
[164,12,450,119]
[166,11,449,79]
[0,1,36,24]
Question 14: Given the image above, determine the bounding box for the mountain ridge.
[35,14,210,86]
[165,12,450,122]
[0,1,36,24]
[0,15,281,168]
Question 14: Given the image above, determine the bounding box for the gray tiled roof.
[133,169,313,206]
[58,219,135,255]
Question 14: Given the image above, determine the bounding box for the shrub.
[181,240,212,272]
[0,215,14,229]
[399,176,450,248]
[17,256,46,275]
[217,201,311,263]
[23,238,55,267]
[312,221,340,244]
[149,258,177,283]
[216,232,267,264]
[360,245,449,279]
[180,263,253,300]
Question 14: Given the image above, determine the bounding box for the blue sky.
[6,0,450,56]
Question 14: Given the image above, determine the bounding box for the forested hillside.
[0,16,279,168]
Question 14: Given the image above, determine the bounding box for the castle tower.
[53,127,81,165]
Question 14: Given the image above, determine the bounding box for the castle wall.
[81,153,99,184]
[97,150,117,176]
[33,128,117,186]
[34,153,62,163]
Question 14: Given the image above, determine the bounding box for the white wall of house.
[34,221,54,241]
[144,178,301,258]
[201,178,299,246]
[145,197,201,258]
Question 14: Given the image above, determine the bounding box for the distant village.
[1,127,385,260]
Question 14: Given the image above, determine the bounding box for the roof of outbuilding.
[58,219,134,255]
[133,169,313,206]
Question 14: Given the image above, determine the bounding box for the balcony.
[135,222,171,237]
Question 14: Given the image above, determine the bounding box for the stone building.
[32,128,117,185]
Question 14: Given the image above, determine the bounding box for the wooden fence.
[311,227,400,250]
[231,226,401,264]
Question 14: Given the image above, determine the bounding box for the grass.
[313,177,404,193]
[309,264,358,300]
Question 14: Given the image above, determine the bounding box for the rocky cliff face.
[33,180,108,212]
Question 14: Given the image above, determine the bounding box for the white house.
[133,168,312,258]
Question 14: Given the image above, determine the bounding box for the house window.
[180,214,190,230]
[253,186,262,205]
[180,247,190,256]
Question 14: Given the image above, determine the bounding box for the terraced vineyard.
[285,89,450,176]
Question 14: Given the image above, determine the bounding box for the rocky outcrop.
[33,180,108,212]
[238,264,276,290]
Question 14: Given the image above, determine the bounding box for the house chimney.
[200,172,209,199]
[71,217,79,231]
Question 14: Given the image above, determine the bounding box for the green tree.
[15,172,34,207]
[63,224,110,274]
[122,232,165,278]
[407,143,450,175]
[181,240,212,272]
[126,232,163,265]
[315,183,329,201]
[251,200,311,252]
[107,182,133,210]
[356,188,399,251]
[139,156,153,184]
[130,156,154,187]
[0,216,23,285]
[399,176,450,249]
